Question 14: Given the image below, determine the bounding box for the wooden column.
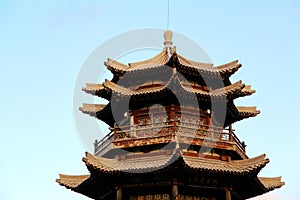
[93,140,98,154]
[172,179,178,199]
[229,124,233,142]
[116,186,122,200]
[169,104,176,131]
[225,188,231,200]
[130,113,135,137]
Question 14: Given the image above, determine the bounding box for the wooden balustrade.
[232,132,246,152]
[94,120,246,154]
[94,131,114,154]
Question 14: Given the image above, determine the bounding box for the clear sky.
[1,1,300,199]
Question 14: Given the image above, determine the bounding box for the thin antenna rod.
[167,0,170,29]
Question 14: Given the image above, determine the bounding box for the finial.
[164,30,173,48]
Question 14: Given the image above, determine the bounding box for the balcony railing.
[94,120,246,154]
[94,131,114,154]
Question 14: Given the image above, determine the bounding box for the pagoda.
[57,31,284,200]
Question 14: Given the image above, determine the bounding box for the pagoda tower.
[57,31,284,200]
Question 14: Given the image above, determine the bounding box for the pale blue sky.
[1,1,300,199]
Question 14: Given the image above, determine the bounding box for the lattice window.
[162,194,170,200]
[138,119,144,125]
[145,195,153,200]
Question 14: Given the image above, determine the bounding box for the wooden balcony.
[94,120,247,158]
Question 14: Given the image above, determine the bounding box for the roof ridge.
[258,176,285,190]
[128,49,171,71]
[105,58,130,69]
[216,60,238,69]
[176,53,213,70]
[82,83,104,95]
[211,80,243,94]
[56,174,90,189]
[79,104,106,116]
[230,154,268,165]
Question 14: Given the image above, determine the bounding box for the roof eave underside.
[78,102,260,127]
[83,78,254,101]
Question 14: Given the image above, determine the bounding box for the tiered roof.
[80,48,259,127]
[57,150,284,199]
